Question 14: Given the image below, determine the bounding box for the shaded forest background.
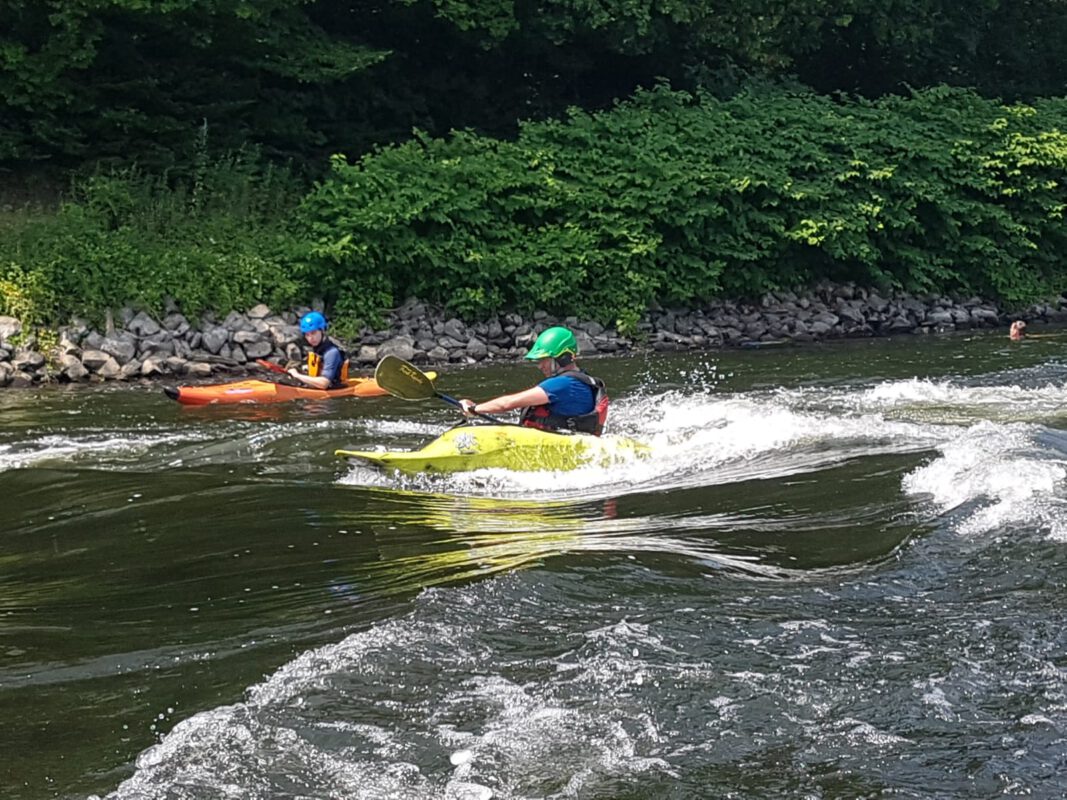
[1,0,1065,330]
[4,0,1065,176]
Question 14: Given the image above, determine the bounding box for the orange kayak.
[163,376,432,405]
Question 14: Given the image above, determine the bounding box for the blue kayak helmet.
[300,311,328,334]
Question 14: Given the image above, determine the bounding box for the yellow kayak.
[336,424,649,474]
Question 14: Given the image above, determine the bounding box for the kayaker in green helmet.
[458,326,609,435]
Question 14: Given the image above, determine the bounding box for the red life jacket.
[519,371,609,436]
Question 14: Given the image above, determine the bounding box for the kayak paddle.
[255,358,289,375]
[255,358,310,387]
[374,355,507,424]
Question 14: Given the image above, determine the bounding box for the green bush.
[300,85,1067,326]
[3,86,1065,333]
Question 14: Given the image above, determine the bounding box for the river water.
[2,331,1067,799]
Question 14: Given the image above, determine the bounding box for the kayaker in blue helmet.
[458,326,609,435]
[287,311,350,389]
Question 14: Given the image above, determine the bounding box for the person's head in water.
[524,326,579,377]
[1009,320,1027,341]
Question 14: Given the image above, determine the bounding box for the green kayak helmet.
[525,326,579,361]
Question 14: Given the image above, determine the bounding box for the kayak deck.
[336,424,649,474]
[165,374,433,405]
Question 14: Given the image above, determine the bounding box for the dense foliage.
[0,152,306,325]
[1,2,1065,331]
[301,85,1067,329]
[2,0,1064,176]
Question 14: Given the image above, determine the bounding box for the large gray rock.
[201,326,229,354]
[925,309,954,326]
[575,331,598,354]
[443,318,466,341]
[127,311,160,337]
[139,332,175,357]
[183,361,213,377]
[581,321,605,337]
[222,311,253,332]
[162,313,191,336]
[96,356,122,380]
[247,304,272,319]
[12,350,45,371]
[377,337,415,362]
[164,356,188,373]
[141,358,168,377]
[465,338,488,360]
[269,324,301,347]
[58,333,82,356]
[243,340,272,359]
[743,321,768,339]
[355,345,379,365]
[102,334,137,364]
[886,315,915,332]
[81,349,111,370]
[233,330,263,345]
[0,316,21,343]
[836,302,866,324]
[396,297,427,321]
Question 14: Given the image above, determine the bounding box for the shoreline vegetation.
[2,86,1066,386]
[0,285,1062,387]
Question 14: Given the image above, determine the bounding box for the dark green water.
[3,331,1067,799]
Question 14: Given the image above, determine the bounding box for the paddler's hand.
[459,399,478,417]
[287,367,301,380]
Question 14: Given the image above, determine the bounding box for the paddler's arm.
[287,368,331,390]
[459,386,550,416]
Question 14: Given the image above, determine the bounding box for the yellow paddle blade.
[374,355,438,401]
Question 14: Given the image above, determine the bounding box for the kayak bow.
[336,424,649,474]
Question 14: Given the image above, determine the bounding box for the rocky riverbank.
[1,284,1064,387]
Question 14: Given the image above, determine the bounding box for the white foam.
[336,376,1067,538]
[902,421,1067,536]
[98,599,674,799]
[0,431,204,471]
[379,392,941,499]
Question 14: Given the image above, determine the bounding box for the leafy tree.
[3,0,1064,179]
